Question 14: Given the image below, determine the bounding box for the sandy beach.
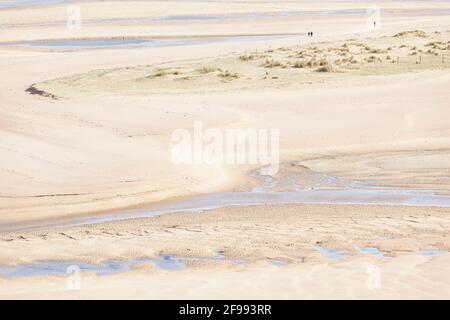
[0,0,449,299]
[1,204,450,299]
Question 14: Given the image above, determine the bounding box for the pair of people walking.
[307,31,314,37]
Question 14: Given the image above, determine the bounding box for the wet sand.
[1,204,450,299]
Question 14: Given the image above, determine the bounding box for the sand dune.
[0,0,449,299]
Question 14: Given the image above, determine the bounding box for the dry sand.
[0,0,449,299]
